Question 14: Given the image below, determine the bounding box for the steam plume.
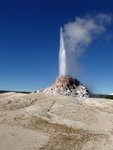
[59,27,67,76]
[59,13,112,77]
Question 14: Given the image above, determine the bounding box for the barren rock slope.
[0,92,113,150]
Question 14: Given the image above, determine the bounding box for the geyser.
[35,27,91,97]
[35,13,112,98]
[59,27,67,76]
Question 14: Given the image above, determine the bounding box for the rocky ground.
[0,92,113,150]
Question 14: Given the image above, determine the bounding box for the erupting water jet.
[35,29,90,98]
[59,27,67,76]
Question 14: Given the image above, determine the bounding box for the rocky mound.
[36,76,90,98]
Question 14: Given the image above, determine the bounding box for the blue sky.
[0,0,113,94]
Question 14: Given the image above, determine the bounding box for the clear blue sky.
[0,0,113,94]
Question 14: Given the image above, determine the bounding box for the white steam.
[59,27,67,76]
[59,13,112,77]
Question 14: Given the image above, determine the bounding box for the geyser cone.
[36,76,90,98]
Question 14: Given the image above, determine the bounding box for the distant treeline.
[94,94,113,100]
[0,90,31,94]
